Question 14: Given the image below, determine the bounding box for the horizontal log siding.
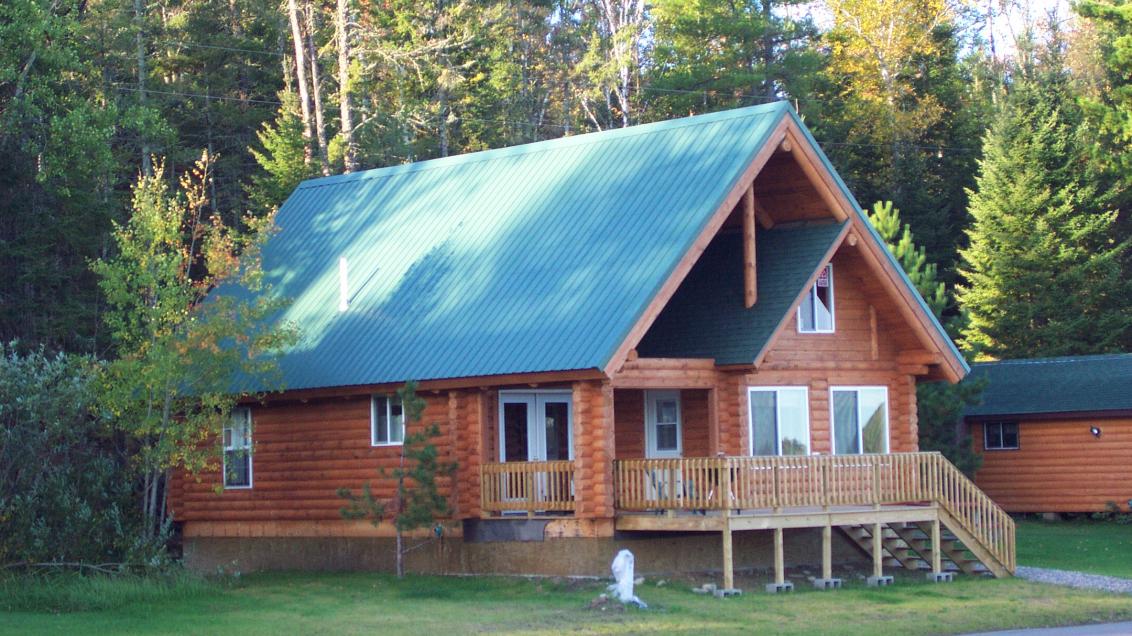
[973,417,1132,513]
[172,393,457,523]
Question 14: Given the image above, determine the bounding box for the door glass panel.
[778,390,809,455]
[859,389,887,453]
[503,402,530,462]
[543,400,570,461]
[833,391,860,454]
[750,391,777,456]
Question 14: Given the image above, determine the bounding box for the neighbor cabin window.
[797,264,834,333]
[748,387,810,456]
[984,421,1019,451]
[223,408,253,489]
[831,387,889,454]
[371,396,404,446]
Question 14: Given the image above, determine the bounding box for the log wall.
[972,416,1132,513]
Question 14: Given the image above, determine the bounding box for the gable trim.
[601,114,793,377]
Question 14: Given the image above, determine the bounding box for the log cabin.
[172,102,1014,590]
[966,354,1132,514]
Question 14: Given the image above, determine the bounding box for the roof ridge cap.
[295,102,791,191]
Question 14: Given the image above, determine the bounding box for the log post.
[721,516,734,591]
[743,186,757,308]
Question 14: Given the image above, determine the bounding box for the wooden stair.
[842,519,1001,578]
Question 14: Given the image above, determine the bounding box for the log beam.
[743,186,758,308]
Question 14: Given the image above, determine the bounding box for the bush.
[0,344,143,564]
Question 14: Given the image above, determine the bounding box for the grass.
[2,569,1132,636]
[4,520,1132,635]
[1016,518,1132,578]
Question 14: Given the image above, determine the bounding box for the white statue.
[609,549,647,608]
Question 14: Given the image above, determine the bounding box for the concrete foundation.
[183,526,867,576]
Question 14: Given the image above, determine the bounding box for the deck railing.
[480,460,575,516]
[614,452,1014,573]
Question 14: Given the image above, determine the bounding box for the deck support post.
[765,527,793,593]
[721,516,735,592]
[813,524,842,590]
[867,522,894,587]
[926,516,953,583]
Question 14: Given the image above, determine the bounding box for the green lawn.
[4,521,1132,636]
[2,569,1131,636]
[1016,518,1132,578]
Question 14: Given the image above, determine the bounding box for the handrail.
[480,460,575,516]
[613,452,1014,573]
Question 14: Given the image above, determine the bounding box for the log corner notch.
[743,185,757,309]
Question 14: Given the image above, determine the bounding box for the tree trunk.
[287,0,314,166]
[395,530,404,578]
[438,84,449,158]
[336,0,357,172]
[306,2,331,176]
[761,0,775,101]
[135,0,151,175]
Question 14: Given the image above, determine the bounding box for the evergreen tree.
[248,91,317,212]
[957,46,1132,358]
[867,200,947,317]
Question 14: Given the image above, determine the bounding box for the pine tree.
[248,91,317,212]
[867,201,947,317]
[957,48,1132,359]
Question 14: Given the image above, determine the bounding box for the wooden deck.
[480,452,1014,589]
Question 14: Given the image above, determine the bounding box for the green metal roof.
[253,100,964,392]
[260,102,791,390]
[636,223,845,363]
[964,354,1132,418]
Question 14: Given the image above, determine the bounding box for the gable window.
[748,387,810,456]
[223,408,253,489]
[831,387,888,454]
[371,396,404,446]
[798,264,834,333]
[984,421,1019,451]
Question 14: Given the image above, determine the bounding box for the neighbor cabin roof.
[964,354,1132,419]
[252,101,965,392]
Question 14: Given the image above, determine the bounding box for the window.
[831,387,889,454]
[749,387,810,456]
[645,390,682,458]
[984,421,1019,450]
[798,264,835,333]
[371,395,404,446]
[223,408,253,489]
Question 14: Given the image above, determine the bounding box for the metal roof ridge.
[972,353,1132,367]
[294,101,792,191]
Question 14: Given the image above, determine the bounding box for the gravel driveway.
[1015,566,1132,594]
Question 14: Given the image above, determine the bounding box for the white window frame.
[983,421,1020,451]
[797,263,835,334]
[747,386,811,456]
[829,386,890,455]
[644,390,683,459]
[371,395,405,447]
[498,390,574,462]
[223,407,253,490]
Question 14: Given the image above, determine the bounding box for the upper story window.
[984,421,1019,451]
[371,395,404,446]
[223,407,253,489]
[798,264,835,333]
[748,387,810,456]
[831,386,888,454]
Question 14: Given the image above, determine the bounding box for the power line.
[157,40,284,57]
[114,85,282,106]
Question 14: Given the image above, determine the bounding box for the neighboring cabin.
[966,354,1132,514]
[171,102,1015,585]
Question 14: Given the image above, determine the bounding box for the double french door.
[499,391,573,510]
